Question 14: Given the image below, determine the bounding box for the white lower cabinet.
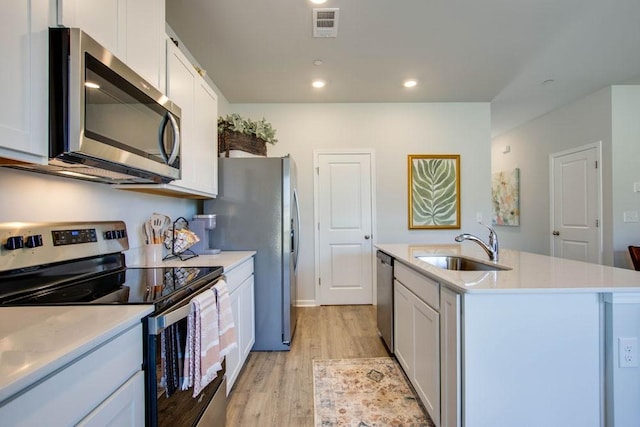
[223,257,255,394]
[76,371,145,427]
[394,279,414,375]
[394,276,440,427]
[0,324,145,426]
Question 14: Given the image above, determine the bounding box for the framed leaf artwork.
[408,154,461,229]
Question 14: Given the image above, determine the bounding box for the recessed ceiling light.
[310,0,327,4]
[312,80,326,88]
[403,80,417,88]
[542,79,555,86]
[84,82,100,89]
[313,59,324,66]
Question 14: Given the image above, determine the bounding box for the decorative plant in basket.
[218,113,278,157]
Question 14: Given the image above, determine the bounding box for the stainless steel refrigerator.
[202,156,300,351]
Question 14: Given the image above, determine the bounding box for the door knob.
[552,230,560,236]
[364,235,370,240]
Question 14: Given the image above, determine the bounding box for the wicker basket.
[218,129,267,157]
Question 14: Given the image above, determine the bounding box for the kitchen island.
[376,243,640,427]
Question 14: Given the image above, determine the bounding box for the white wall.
[491,87,614,262]
[231,103,491,303]
[492,84,640,268]
[612,85,640,266]
[0,168,197,261]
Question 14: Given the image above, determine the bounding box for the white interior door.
[316,151,374,305]
[550,143,601,263]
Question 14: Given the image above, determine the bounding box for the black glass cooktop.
[0,255,222,312]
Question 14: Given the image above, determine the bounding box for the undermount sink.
[416,255,511,271]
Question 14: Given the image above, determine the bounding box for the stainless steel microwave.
[17,28,182,184]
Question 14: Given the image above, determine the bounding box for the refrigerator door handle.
[293,188,301,271]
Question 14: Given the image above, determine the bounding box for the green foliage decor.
[217,113,278,145]
[409,155,460,229]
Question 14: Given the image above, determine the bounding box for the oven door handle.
[147,279,219,335]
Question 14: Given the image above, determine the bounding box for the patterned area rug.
[313,357,434,427]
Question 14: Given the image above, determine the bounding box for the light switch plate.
[634,182,640,193]
[623,211,639,223]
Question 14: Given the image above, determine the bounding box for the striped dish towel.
[214,279,238,357]
[182,289,223,397]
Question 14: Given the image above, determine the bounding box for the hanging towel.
[182,308,195,391]
[160,324,181,397]
[214,279,238,358]
[183,289,223,397]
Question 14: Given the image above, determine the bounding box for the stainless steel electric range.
[0,221,226,427]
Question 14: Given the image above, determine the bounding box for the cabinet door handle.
[364,235,370,240]
[552,230,560,236]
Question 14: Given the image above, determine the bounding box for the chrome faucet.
[455,223,499,261]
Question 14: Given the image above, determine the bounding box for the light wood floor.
[226,305,390,426]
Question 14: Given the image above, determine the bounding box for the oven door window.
[84,54,179,168]
[151,316,224,427]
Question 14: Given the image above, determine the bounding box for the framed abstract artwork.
[408,154,461,229]
[491,168,520,226]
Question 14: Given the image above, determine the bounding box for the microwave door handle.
[158,113,181,165]
[166,113,180,165]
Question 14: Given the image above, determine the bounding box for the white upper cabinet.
[193,78,219,196]
[0,0,50,164]
[57,0,165,91]
[164,40,218,198]
[123,0,166,92]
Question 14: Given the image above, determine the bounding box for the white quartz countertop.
[127,250,255,271]
[376,243,640,294]
[0,305,153,405]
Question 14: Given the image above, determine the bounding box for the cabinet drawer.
[224,258,254,293]
[1,325,143,427]
[395,262,439,309]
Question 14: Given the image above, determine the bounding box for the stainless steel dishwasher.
[376,250,394,352]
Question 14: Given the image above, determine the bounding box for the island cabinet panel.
[395,261,439,309]
[394,280,414,376]
[413,296,440,425]
[462,293,602,427]
[394,262,441,427]
[440,287,460,427]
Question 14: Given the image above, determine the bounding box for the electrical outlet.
[619,337,638,368]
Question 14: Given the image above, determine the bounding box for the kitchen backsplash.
[0,168,197,253]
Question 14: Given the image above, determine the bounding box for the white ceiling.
[166,0,640,137]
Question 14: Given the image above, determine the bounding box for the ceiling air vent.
[313,8,339,38]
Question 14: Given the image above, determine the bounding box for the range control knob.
[24,235,43,248]
[4,236,24,250]
[105,230,115,240]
